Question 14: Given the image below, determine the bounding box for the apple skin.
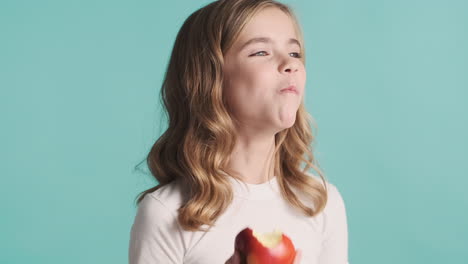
[234,227,296,264]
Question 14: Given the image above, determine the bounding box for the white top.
[129,174,349,264]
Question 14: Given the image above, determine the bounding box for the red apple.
[234,227,296,264]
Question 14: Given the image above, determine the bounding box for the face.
[223,7,306,134]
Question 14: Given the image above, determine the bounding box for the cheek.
[297,66,307,91]
[223,67,274,117]
[304,73,307,84]
[226,66,270,99]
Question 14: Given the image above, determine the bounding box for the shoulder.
[130,182,187,263]
[133,193,170,228]
[305,172,346,212]
[132,182,187,236]
[145,179,187,211]
[132,180,186,228]
[324,182,346,215]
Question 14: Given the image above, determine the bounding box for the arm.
[128,194,185,264]
[317,183,349,264]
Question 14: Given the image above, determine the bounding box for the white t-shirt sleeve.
[317,183,349,264]
[128,193,185,264]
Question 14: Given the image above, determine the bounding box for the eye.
[250,51,269,56]
[290,52,302,58]
[249,51,302,58]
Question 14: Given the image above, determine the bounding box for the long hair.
[134,0,329,232]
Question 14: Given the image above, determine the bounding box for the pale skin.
[223,6,306,186]
[222,6,307,264]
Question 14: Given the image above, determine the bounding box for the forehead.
[236,7,298,44]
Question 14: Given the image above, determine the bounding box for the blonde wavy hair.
[135,0,329,232]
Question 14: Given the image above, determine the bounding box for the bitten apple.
[234,227,296,264]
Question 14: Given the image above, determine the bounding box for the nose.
[279,55,299,74]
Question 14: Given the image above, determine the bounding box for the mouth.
[280,85,299,95]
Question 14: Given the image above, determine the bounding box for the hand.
[293,249,302,264]
[225,249,302,264]
[224,249,241,264]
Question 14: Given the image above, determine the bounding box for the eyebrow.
[239,37,301,51]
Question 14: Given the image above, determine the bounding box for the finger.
[232,250,241,264]
[293,249,302,264]
[225,250,242,264]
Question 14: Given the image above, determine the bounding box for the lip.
[280,85,299,95]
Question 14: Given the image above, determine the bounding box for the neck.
[226,133,276,184]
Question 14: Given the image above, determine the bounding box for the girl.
[129,0,349,263]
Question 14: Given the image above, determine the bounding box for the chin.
[283,114,297,129]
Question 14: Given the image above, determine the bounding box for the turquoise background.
[1,0,467,263]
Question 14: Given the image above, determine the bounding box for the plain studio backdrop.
[1,0,467,263]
